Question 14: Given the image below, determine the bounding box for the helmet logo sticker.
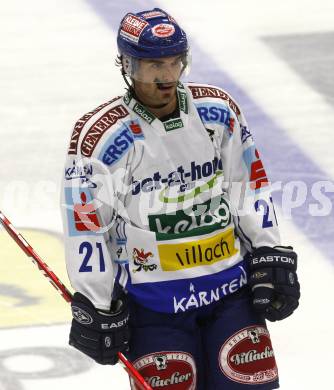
[117,10,188,59]
[152,24,175,38]
[120,14,149,43]
[141,10,166,20]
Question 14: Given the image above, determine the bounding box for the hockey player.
[61,8,300,389]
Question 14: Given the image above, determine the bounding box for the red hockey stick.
[0,210,152,390]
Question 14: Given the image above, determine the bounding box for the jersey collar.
[123,82,189,135]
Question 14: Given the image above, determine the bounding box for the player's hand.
[69,292,130,364]
[248,246,300,321]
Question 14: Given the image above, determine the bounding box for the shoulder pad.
[185,82,241,117]
[68,96,129,156]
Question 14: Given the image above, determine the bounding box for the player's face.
[133,55,183,109]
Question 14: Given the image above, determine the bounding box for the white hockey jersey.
[61,82,280,313]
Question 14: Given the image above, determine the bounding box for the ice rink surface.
[1,0,334,388]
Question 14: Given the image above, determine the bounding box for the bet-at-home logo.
[148,195,231,239]
[132,157,223,198]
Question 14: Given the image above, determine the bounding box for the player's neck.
[147,97,177,119]
[133,88,177,119]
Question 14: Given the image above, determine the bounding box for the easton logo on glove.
[69,292,130,365]
[250,255,295,266]
[248,246,300,322]
[101,314,129,329]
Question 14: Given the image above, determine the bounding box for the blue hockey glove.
[248,246,300,322]
[69,292,130,365]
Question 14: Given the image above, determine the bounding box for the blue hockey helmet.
[117,8,191,82]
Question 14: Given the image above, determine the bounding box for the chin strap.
[121,68,134,93]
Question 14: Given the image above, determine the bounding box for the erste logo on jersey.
[98,120,144,167]
[131,351,196,389]
[152,24,175,38]
[219,326,278,385]
[120,14,149,43]
[196,103,233,135]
